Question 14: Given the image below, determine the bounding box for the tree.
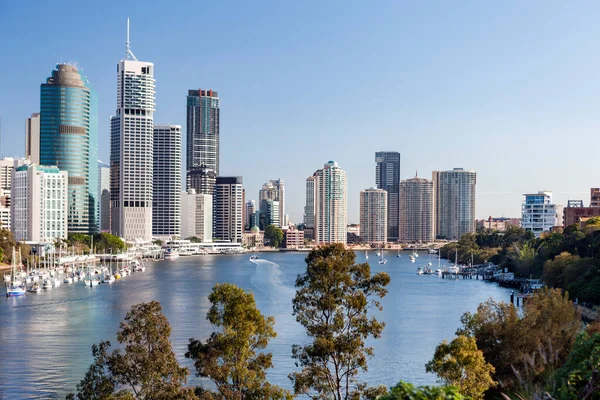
[378,381,467,400]
[425,335,495,399]
[264,225,284,248]
[289,243,390,399]
[186,237,201,243]
[68,301,197,400]
[507,242,537,277]
[553,331,600,399]
[93,233,126,253]
[186,283,291,399]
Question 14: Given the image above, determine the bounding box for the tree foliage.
[186,283,291,399]
[425,335,495,399]
[553,331,600,399]
[0,227,31,264]
[289,243,390,399]
[68,301,196,400]
[67,233,126,254]
[378,381,468,400]
[264,225,284,248]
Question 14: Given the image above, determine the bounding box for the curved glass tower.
[40,64,98,234]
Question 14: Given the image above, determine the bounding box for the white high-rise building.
[314,161,347,244]
[110,23,155,241]
[214,176,243,243]
[25,113,41,164]
[181,189,213,242]
[11,164,68,242]
[0,157,31,231]
[521,191,558,237]
[433,168,476,240]
[399,176,434,243]
[359,188,387,244]
[153,124,182,238]
[258,179,285,227]
[98,161,110,232]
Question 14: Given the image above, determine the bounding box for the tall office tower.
[40,64,98,234]
[591,188,600,207]
[359,188,388,244]
[433,168,477,240]
[303,174,316,239]
[98,161,110,232]
[521,191,558,237]
[110,23,155,241]
[375,151,400,242]
[314,161,348,244]
[187,89,219,175]
[25,113,41,164]
[244,200,256,229]
[258,179,285,227]
[12,164,68,242]
[214,177,243,243]
[399,175,434,243]
[152,124,182,238]
[187,165,216,195]
[181,189,213,242]
[0,157,14,193]
[259,199,280,229]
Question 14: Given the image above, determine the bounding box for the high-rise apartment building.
[181,189,213,242]
[259,199,280,229]
[244,200,256,229]
[214,177,243,243]
[375,152,400,242]
[359,188,387,244]
[303,174,316,239]
[314,161,347,244]
[98,161,110,232]
[187,89,219,176]
[110,27,155,241]
[258,179,285,227]
[433,168,476,240]
[399,176,434,243]
[40,64,98,234]
[25,113,41,164]
[521,191,558,237]
[187,165,216,195]
[11,164,68,242]
[152,124,182,238]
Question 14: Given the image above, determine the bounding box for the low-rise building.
[521,191,558,237]
[284,227,304,249]
[476,217,522,232]
[242,226,264,249]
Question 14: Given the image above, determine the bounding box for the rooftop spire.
[125,18,138,61]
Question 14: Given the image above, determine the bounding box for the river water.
[0,251,512,398]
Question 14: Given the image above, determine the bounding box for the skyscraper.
[314,161,347,244]
[303,174,316,239]
[375,151,400,242]
[98,161,110,232]
[259,199,280,229]
[25,113,40,164]
[433,168,476,240]
[181,189,212,242]
[187,89,219,176]
[214,176,243,243]
[187,165,216,195]
[399,175,434,243]
[110,23,155,241]
[359,188,387,244]
[40,64,98,234]
[258,179,285,227]
[244,200,256,229]
[153,124,182,238]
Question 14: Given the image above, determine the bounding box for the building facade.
[375,151,400,242]
[98,161,110,232]
[521,191,558,237]
[303,174,316,239]
[214,176,243,243]
[40,64,98,234]
[258,179,285,227]
[152,124,182,238]
[591,188,600,207]
[181,189,213,242]
[11,164,68,242]
[433,168,476,240]
[314,161,347,244]
[110,51,155,241]
[359,188,388,244]
[244,200,256,230]
[259,199,280,229]
[187,165,216,195]
[187,89,220,178]
[476,217,521,232]
[284,227,305,249]
[399,176,434,243]
[25,113,41,164]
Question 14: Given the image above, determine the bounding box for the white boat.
[103,275,115,284]
[428,248,437,254]
[42,280,52,290]
[365,250,368,259]
[397,249,401,258]
[6,248,26,297]
[28,283,41,293]
[63,276,73,284]
[250,254,260,261]
[417,267,423,275]
[164,249,180,260]
[409,255,416,263]
[378,258,387,265]
[435,269,442,276]
[52,278,61,287]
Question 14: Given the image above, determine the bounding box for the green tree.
[186,283,291,400]
[68,301,197,400]
[264,225,284,248]
[186,237,201,243]
[507,242,537,277]
[425,335,495,399]
[289,243,390,399]
[379,381,468,400]
[93,233,126,253]
[554,331,600,399]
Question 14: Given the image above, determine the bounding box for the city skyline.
[1,2,599,223]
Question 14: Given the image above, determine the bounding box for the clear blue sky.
[1,1,599,223]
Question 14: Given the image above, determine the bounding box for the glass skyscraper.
[375,151,400,242]
[40,64,98,234]
[186,89,220,177]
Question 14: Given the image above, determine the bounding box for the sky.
[1,0,599,224]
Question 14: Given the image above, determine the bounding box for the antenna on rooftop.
[126,18,138,61]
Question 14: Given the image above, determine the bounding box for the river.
[0,251,512,398]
